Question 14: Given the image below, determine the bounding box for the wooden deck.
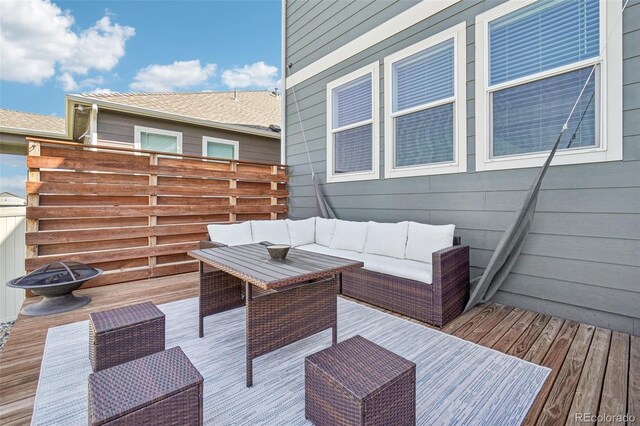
[0,273,637,425]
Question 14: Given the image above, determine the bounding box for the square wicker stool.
[89,301,165,372]
[305,335,416,426]
[88,346,203,426]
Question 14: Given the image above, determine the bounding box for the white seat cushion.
[360,253,432,284]
[251,220,291,245]
[207,222,253,246]
[296,243,366,262]
[363,221,409,259]
[405,222,455,264]
[297,244,432,284]
[315,218,336,247]
[329,220,368,252]
[286,217,316,246]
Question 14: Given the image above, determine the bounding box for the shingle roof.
[0,109,65,134]
[75,91,281,132]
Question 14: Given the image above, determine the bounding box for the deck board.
[0,273,636,425]
[629,335,640,424]
[478,307,526,348]
[524,316,564,364]
[598,332,630,426]
[566,328,612,426]
[536,323,595,425]
[492,310,539,352]
[507,314,551,358]
[522,320,580,425]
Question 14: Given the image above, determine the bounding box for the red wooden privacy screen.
[25,138,288,289]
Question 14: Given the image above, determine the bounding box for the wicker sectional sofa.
[202,218,470,327]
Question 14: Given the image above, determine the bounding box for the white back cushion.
[363,221,409,258]
[251,220,291,245]
[315,218,336,246]
[330,220,368,252]
[405,222,455,263]
[207,222,253,246]
[286,218,316,246]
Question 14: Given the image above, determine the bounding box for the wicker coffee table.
[188,243,363,387]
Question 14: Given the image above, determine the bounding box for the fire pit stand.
[6,261,102,316]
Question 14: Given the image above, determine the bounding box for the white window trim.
[326,62,380,183]
[134,125,183,154]
[475,0,623,172]
[383,22,467,178]
[202,136,239,160]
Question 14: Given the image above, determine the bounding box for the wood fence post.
[148,153,158,275]
[229,161,237,223]
[26,141,40,270]
[270,166,278,221]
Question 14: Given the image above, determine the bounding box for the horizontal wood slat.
[25,139,288,289]
[28,182,289,197]
[27,204,287,219]
[28,157,288,182]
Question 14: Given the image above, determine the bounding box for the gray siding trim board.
[285,0,640,334]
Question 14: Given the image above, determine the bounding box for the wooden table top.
[188,244,363,290]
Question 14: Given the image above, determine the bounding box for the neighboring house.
[0,90,282,163]
[0,109,66,155]
[283,0,639,334]
[0,192,26,207]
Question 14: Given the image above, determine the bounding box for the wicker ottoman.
[305,335,416,426]
[89,302,165,372]
[88,346,203,426]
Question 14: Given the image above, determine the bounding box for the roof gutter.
[67,94,281,140]
[0,126,69,140]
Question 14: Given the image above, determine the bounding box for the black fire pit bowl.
[6,261,102,316]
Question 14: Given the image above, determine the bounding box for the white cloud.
[0,0,134,87]
[57,73,106,92]
[221,62,279,89]
[0,174,27,197]
[62,16,135,75]
[88,87,113,94]
[130,60,217,92]
[57,72,78,91]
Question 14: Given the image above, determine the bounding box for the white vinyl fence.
[1,207,26,322]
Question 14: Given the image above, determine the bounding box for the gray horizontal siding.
[97,111,281,163]
[286,0,420,71]
[285,0,640,335]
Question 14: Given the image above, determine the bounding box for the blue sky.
[0,0,281,116]
[0,0,281,197]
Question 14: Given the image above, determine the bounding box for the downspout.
[280,0,286,165]
[90,104,98,145]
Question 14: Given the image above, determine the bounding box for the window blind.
[140,132,178,153]
[332,74,372,129]
[334,125,373,174]
[392,39,454,112]
[489,0,599,86]
[492,66,597,157]
[395,103,454,167]
[207,142,235,159]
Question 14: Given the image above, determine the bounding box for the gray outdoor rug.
[33,297,549,425]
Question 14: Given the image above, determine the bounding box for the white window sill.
[326,170,379,183]
[476,146,622,172]
[385,161,466,178]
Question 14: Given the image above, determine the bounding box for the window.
[475,0,623,171]
[202,137,239,160]
[384,23,467,178]
[326,62,379,183]
[134,126,182,154]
